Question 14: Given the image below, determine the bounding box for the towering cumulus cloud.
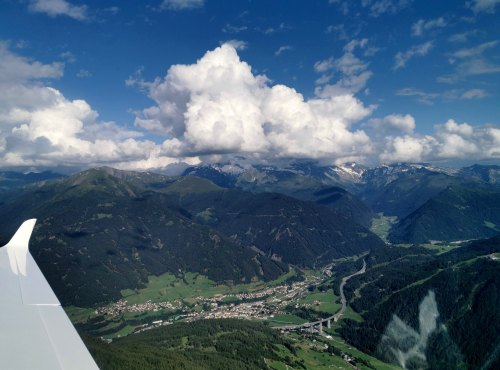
[133,43,499,166]
[133,43,375,162]
[1,42,498,169]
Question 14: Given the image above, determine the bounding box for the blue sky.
[0,0,499,170]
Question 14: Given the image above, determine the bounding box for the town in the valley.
[96,267,332,333]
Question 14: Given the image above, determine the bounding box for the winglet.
[5,219,37,250]
[5,219,37,276]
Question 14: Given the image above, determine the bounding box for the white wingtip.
[5,219,37,250]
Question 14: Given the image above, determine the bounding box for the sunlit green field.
[67,258,407,368]
[266,332,402,370]
[266,314,308,326]
[296,289,341,314]
[121,268,298,304]
[65,306,96,323]
[370,214,398,242]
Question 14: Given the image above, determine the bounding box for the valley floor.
[71,255,403,369]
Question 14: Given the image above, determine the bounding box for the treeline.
[337,236,500,369]
[330,258,366,295]
[284,305,332,321]
[84,319,303,370]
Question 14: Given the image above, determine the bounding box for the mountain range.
[0,162,498,369]
[0,167,383,307]
[183,162,500,243]
[0,170,63,194]
[0,162,498,308]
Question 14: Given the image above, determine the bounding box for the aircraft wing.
[0,219,99,370]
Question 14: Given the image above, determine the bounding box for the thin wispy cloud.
[467,0,500,14]
[461,88,487,99]
[103,6,120,15]
[59,51,76,63]
[326,24,349,40]
[222,24,248,34]
[329,0,350,15]
[394,41,434,70]
[15,40,29,49]
[397,87,488,104]
[448,29,479,43]
[160,0,204,11]
[275,45,293,56]
[363,0,413,18]
[28,0,88,21]
[440,40,500,82]
[76,69,92,78]
[314,39,373,96]
[451,40,498,59]
[412,17,447,37]
[257,23,290,35]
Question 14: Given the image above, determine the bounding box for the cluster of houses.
[95,299,184,317]
[95,271,325,326]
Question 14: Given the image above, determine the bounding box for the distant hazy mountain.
[184,162,374,227]
[459,164,500,185]
[0,167,383,306]
[183,162,499,221]
[0,170,64,193]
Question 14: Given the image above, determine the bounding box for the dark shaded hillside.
[162,182,385,267]
[183,164,375,228]
[459,164,500,185]
[0,167,383,307]
[338,236,500,370]
[389,186,500,243]
[311,186,373,228]
[244,184,374,229]
[183,165,238,188]
[0,169,286,307]
[359,170,482,218]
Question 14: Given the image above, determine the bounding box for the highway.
[277,259,366,331]
[332,259,366,322]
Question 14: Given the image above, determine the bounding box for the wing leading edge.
[0,219,99,370]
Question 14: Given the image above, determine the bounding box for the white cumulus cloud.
[370,114,416,134]
[380,135,436,163]
[0,43,189,170]
[380,119,500,163]
[2,42,498,170]
[133,43,375,162]
[220,39,247,51]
